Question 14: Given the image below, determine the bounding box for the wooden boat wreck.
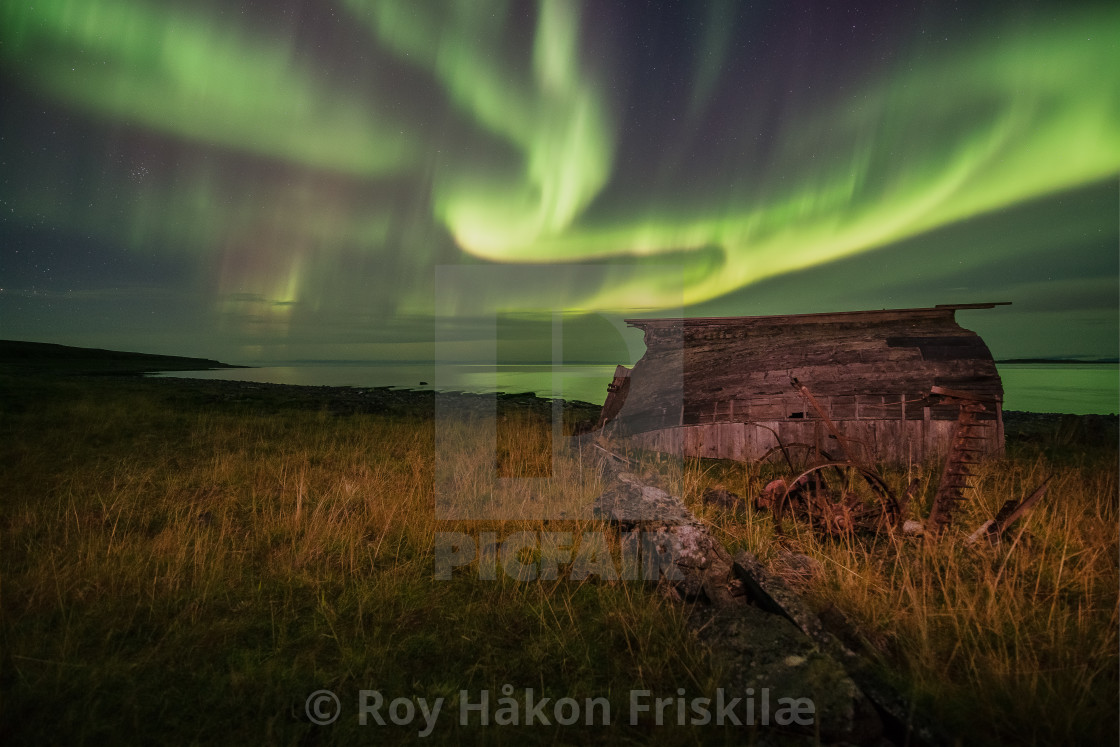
[597,303,1007,464]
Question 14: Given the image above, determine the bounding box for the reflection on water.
[150,363,619,405]
[441,364,617,405]
[152,363,1118,415]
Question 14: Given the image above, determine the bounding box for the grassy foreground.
[1,373,1116,745]
[659,421,1119,745]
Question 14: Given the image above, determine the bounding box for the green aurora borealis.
[1,0,1117,363]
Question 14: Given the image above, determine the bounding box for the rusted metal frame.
[928,393,990,530]
[742,418,834,472]
[778,462,901,535]
[967,477,1052,544]
[758,441,820,472]
[790,376,862,464]
[929,384,988,402]
[788,378,899,528]
[898,477,922,518]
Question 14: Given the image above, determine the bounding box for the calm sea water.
[152,362,1118,415]
[151,363,618,406]
[996,364,1117,415]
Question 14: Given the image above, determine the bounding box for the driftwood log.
[588,445,957,744]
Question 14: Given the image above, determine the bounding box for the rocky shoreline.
[154,375,1116,440]
[9,369,1117,447]
[135,373,605,424]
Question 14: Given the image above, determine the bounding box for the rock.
[691,604,882,744]
[774,551,823,583]
[593,456,890,743]
[902,519,925,536]
[702,486,743,509]
[733,551,948,747]
[594,464,739,606]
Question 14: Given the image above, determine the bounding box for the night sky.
[1,0,1117,365]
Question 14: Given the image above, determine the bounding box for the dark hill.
[0,340,243,375]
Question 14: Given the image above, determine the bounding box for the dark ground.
[0,339,242,374]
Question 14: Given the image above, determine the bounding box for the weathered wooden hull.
[602,304,1007,464]
[628,407,1003,464]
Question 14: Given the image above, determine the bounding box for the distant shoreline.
[0,339,247,375]
[3,340,1116,415]
[996,358,1118,365]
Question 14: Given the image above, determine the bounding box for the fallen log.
[590,449,884,742]
[967,477,1052,545]
[731,552,948,747]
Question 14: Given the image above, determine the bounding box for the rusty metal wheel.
[778,462,901,535]
[758,441,836,474]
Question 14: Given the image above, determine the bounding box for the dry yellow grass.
[1,377,729,745]
[661,433,1119,745]
[1,374,1116,745]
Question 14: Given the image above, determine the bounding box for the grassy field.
[662,426,1119,745]
[1,372,1116,745]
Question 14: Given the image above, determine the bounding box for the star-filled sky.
[1,0,1117,365]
